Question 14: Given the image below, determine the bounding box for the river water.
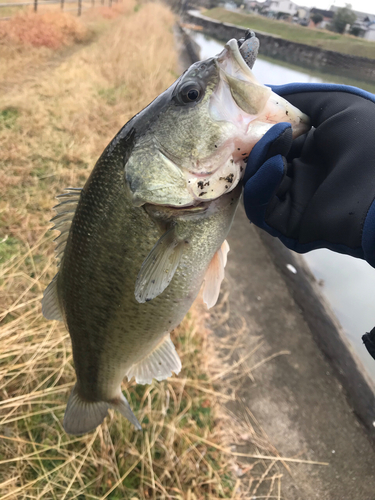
[191,31,375,380]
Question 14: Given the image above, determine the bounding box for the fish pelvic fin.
[125,334,182,385]
[202,240,230,310]
[135,225,184,304]
[42,273,63,321]
[63,385,141,435]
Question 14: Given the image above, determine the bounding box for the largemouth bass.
[42,33,309,435]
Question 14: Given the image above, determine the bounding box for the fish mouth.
[144,200,211,217]
[213,34,310,139]
[145,181,243,215]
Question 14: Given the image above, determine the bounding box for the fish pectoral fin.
[63,384,111,435]
[124,334,182,385]
[42,274,63,321]
[202,240,230,310]
[135,226,184,304]
[110,392,142,430]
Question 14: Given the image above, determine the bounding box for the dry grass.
[0,11,88,48]
[0,4,130,92]
[0,2,326,497]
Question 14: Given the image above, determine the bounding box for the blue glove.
[243,83,375,268]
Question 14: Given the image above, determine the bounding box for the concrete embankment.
[184,10,375,84]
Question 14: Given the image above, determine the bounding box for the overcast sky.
[298,0,375,15]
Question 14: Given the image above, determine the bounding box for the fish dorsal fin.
[124,334,182,385]
[51,187,82,266]
[202,240,230,310]
[135,226,184,304]
[42,188,82,322]
[42,273,63,321]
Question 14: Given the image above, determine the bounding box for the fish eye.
[180,84,202,104]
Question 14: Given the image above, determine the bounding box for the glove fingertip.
[243,155,286,228]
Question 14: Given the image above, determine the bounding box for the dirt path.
[0,36,94,95]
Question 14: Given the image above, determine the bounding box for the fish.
[42,34,310,435]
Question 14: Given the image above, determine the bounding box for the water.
[191,31,375,380]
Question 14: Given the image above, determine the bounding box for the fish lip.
[215,38,254,79]
[187,166,220,177]
[144,201,211,212]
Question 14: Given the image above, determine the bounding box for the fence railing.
[0,0,119,17]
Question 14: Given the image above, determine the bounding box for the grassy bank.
[203,8,375,59]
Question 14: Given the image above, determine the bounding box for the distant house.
[364,22,375,41]
[296,6,309,20]
[244,0,263,12]
[330,5,375,36]
[262,0,298,18]
[309,7,334,29]
[330,6,375,24]
[330,6,375,37]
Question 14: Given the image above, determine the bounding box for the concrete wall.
[185,10,375,83]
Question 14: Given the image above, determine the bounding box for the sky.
[296,0,375,15]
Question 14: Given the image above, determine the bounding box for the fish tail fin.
[63,385,142,435]
[63,384,110,435]
[110,392,142,431]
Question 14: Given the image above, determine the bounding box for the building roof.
[310,7,334,18]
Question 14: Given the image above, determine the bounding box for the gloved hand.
[243,83,375,268]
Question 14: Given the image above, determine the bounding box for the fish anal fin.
[41,274,63,321]
[202,240,230,310]
[125,334,181,385]
[111,392,142,430]
[135,226,184,304]
[63,384,110,435]
[221,239,230,268]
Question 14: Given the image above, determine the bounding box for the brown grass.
[0,4,133,92]
[0,11,87,48]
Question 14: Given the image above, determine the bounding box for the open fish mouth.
[124,32,310,211]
